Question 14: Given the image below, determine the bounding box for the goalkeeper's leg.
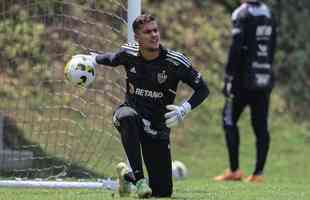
[113,105,145,183]
[141,136,173,197]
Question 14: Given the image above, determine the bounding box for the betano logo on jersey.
[135,88,163,98]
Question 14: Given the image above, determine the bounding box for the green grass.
[1,92,309,199]
[0,179,309,200]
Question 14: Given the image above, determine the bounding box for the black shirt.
[96,43,209,133]
[226,2,277,91]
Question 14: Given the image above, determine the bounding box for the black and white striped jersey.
[226,1,277,91]
[96,43,209,133]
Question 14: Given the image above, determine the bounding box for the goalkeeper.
[75,13,209,198]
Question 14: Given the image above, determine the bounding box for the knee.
[112,106,138,127]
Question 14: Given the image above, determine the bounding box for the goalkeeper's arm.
[95,51,124,67]
[165,78,209,128]
[73,48,126,68]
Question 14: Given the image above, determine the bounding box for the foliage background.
[1,0,310,117]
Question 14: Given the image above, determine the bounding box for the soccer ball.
[64,55,96,87]
[172,160,188,180]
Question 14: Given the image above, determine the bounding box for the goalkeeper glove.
[222,75,233,98]
[72,53,98,67]
[164,101,191,128]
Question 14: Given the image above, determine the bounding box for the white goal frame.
[128,0,141,44]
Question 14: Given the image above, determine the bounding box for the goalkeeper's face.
[135,21,160,52]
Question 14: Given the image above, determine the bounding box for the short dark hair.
[132,14,156,33]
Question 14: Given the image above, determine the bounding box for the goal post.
[128,0,141,43]
[0,0,141,190]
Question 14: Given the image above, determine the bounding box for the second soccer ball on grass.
[172,160,188,180]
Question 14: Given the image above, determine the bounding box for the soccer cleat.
[136,178,152,198]
[244,175,264,183]
[116,162,131,197]
[213,169,244,181]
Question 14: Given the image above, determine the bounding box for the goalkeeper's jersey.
[96,43,209,133]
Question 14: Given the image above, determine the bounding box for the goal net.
[0,0,129,188]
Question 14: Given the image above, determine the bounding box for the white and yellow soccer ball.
[172,160,188,180]
[64,55,96,87]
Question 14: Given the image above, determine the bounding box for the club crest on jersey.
[157,70,167,84]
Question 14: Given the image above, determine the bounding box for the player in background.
[73,13,209,198]
[214,0,277,183]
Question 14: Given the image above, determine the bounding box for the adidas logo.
[130,67,136,73]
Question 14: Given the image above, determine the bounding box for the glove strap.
[181,101,191,113]
[179,101,191,120]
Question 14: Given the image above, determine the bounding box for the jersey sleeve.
[174,53,209,109]
[269,16,277,65]
[95,43,139,67]
[225,7,246,77]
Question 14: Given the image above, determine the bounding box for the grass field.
[0,179,309,200]
[0,93,309,199]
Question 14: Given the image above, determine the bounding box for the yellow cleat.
[116,162,131,197]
